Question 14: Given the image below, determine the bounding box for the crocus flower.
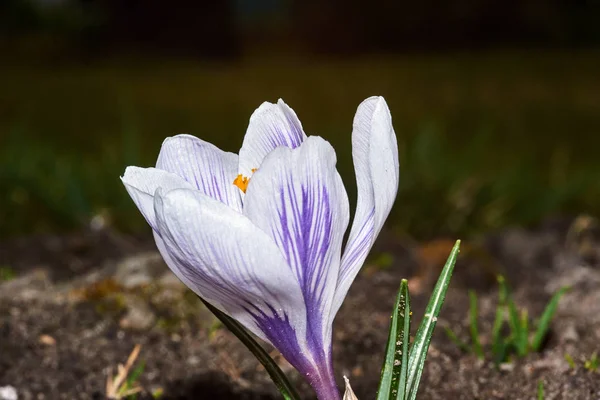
[121,96,399,399]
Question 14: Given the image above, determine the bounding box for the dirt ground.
[1,216,599,400]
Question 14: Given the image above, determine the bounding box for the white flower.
[121,97,399,399]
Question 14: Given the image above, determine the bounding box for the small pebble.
[186,355,200,366]
[499,362,515,372]
[351,365,363,377]
[561,324,579,342]
[0,386,18,400]
[38,335,56,346]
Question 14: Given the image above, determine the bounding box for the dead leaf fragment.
[343,376,358,400]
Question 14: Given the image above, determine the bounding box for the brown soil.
[1,217,599,400]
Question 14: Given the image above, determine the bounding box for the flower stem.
[308,359,340,400]
[312,377,340,400]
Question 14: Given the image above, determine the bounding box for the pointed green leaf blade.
[200,298,301,400]
[406,240,460,400]
[444,326,470,353]
[537,380,545,400]
[499,276,523,356]
[519,309,529,356]
[125,360,146,390]
[376,279,411,400]
[531,286,569,352]
[491,276,507,365]
[397,281,411,400]
[468,290,484,359]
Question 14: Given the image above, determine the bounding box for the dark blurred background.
[1,0,600,239]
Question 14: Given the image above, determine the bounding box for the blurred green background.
[1,0,599,239]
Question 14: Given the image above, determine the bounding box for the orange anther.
[233,174,250,193]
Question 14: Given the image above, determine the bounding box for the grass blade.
[518,309,529,356]
[531,286,569,351]
[376,279,411,400]
[491,276,507,364]
[492,337,508,366]
[443,327,470,353]
[507,300,521,343]
[200,298,301,400]
[584,352,598,372]
[537,380,544,400]
[564,353,576,369]
[125,360,145,390]
[468,290,484,359]
[406,240,460,400]
[397,282,411,400]
[499,277,524,357]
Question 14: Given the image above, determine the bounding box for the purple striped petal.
[153,188,317,369]
[120,166,194,231]
[332,96,399,317]
[156,134,242,211]
[243,136,350,363]
[156,227,314,371]
[238,99,307,178]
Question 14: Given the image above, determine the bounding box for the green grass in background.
[2,51,600,238]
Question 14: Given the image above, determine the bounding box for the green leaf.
[564,353,576,369]
[126,360,146,390]
[468,290,484,359]
[443,326,470,353]
[376,279,411,400]
[152,388,164,399]
[537,380,544,400]
[396,281,411,400]
[492,337,508,366]
[200,298,301,400]
[531,286,569,352]
[406,240,460,400]
[507,300,521,346]
[491,276,507,364]
[584,352,599,372]
[122,361,146,400]
[497,276,508,304]
[500,278,523,357]
[0,266,16,281]
[518,309,529,356]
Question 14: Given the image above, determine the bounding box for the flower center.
[233,168,257,193]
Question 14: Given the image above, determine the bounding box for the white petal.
[120,166,193,230]
[238,99,307,177]
[332,96,399,316]
[153,188,313,365]
[156,134,242,211]
[243,136,350,349]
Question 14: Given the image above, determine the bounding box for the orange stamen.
[233,174,250,193]
[233,168,258,193]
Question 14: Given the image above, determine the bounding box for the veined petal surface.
[156,134,242,211]
[121,96,399,400]
[332,96,399,317]
[243,136,350,356]
[153,188,314,371]
[120,166,193,231]
[238,99,307,178]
